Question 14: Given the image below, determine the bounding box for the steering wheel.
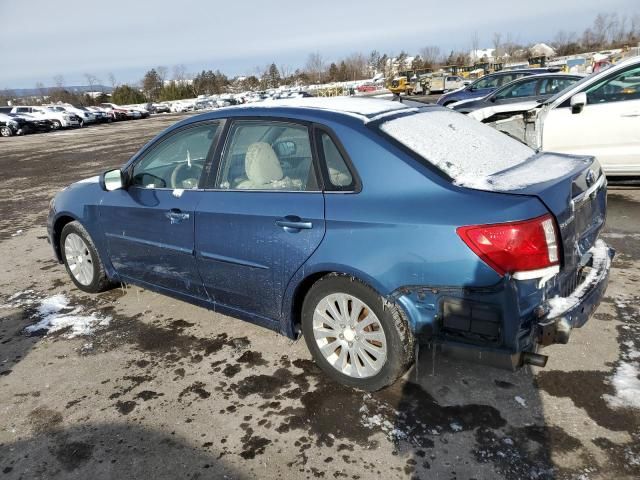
[170,162,203,189]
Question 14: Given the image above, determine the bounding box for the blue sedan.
[47,98,613,390]
[436,68,561,107]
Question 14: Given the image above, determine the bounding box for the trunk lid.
[464,152,607,278]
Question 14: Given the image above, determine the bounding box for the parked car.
[7,106,80,129]
[83,106,112,123]
[436,68,561,106]
[451,73,584,122]
[47,105,96,127]
[47,98,613,390]
[428,73,466,93]
[152,103,171,114]
[8,113,54,133]
[0,113,20,137]
[99,103,130,121]
[511,55,640,176]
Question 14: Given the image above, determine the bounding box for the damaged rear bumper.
[537,240,615,346]
[391,240,615,369]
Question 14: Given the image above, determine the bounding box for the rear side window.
[379,109,534,187]
[319,132,354,190]
[216,120,317,191]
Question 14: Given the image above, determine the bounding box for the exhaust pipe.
[522,351,548,368]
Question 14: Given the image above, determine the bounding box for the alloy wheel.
[312,293,387,378]
[64,233,94,286]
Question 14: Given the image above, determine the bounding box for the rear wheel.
[302,275,414,391]
[51,120,62,130]
[61,221,112,293]
[0,126,13,137]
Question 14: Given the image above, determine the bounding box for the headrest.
[245,142,283,185]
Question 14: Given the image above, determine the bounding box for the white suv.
[525,56,640,176]
[11,106,80,129]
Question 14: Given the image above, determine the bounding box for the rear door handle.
[166,208,190,224]
[276,215,312,231]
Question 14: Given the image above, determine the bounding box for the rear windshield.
[378,108,535,186]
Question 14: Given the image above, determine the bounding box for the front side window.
[131,123,218,189]
[495,79,537,99]
[538,77,576,95]
[586,65,640,104]
[472,75,501,89]
[216,121,316,191]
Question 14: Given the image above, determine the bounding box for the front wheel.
[51,120,62,130]
[302,275,414,391]
[0,126,13,137]
[61,221,112,293]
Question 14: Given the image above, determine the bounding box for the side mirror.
[570,92,587,114]
[100,169,125,191]
[489,96,497,103]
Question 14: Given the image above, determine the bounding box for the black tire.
[0,126,13,137]
[60,221,112,293]
[301,274,414,391]
[51,120,62,130]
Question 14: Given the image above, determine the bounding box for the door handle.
[165,208,190,224]
[621,112,640,117]
[276,215,312,231]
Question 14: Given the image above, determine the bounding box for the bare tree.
[419,46,441,68]
[305,52,325,83]
[84,73,99,93]
[279,64,292,84]
[492,32,502,60]
[172,64,187,83]
[35,82,47,102]
[157,66,168,86]
[470,31,480,61]
[107,72,117,90]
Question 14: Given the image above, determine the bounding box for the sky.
[0,0,637,89]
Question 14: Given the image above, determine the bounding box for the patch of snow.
[22,293,111,339]
[471,153,591,192]
[547,240,611,318]
[603,362,640,410]
[450,422,463,432]
[514,396,527,408]
[11,229,23,237]
[380,109,538,187]
[172,188,184,198]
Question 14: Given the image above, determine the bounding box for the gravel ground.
[0,114,639,480]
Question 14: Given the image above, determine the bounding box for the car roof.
[187,97,421,124]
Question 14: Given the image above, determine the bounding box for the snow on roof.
[530,43,556,57]
[240,97,413,120]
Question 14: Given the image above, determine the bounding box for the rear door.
[195,119,325,321]
[100,122,220,298]
[543,64,640,174]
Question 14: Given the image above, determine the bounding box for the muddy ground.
[0,114,639,480]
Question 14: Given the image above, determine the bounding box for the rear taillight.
[456,214,559,276]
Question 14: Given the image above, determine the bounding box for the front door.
[195,119,325,320]
[543,64,640,175]
[100,122,220,298]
